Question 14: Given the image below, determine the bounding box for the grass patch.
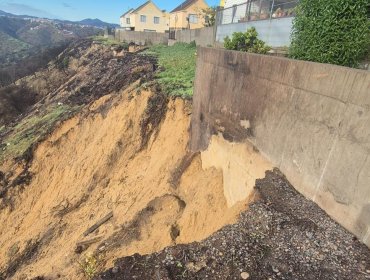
[0,104,78,163]
[92,36,127,47]
[145,42,197,97]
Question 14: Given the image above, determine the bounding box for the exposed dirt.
[1,39,369,280]
[98,169,370,280]
[0,88,247,279]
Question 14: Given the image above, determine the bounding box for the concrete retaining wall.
[216,17,293,47]
[190,47,370,247]
[168,27,215,47]
[115,29,169,45]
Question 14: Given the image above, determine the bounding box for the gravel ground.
[97,169,370,280]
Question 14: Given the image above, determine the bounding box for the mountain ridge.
[0,10,119,28]
[0,14,101,77]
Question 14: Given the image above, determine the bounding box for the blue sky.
[0,0,220,23]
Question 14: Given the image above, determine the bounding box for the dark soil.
[140,89,169,150]
[97,169,370,280]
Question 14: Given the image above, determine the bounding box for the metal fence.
[217,0,298,25]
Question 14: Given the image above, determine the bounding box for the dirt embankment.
[1,40,369,280]
[0,39,249,278]
[0,85,247,279]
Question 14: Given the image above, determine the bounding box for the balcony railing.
[217,0,299,25]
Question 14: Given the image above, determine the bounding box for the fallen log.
[75,235,105,254]
[83,211,113,237]
[76,235,104,247]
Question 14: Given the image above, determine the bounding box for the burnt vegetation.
[0,84,38,126]
[0,43,69,87]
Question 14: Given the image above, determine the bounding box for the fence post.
[270,0,275,20]
[245,1,249,20]
[258,0,263,19]
[247,1,252,21]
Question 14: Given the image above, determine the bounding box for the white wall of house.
[120,11,133,29]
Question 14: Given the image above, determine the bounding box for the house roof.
[170,0,199,13]
[132,1,151,13]
[132,1,163,14]
[120,8,134,18]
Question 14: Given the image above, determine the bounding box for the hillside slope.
[0,31,30,59]
[0,41,369,280]
[0,40,246,279]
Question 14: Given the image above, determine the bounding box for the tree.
[201,7,217,27]
[289,0,369,67]
[224,27,271,54]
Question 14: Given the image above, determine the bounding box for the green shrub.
[224,27,271,54]
[289,0,369,67]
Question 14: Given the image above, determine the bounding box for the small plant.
[224,27,271,54]
[78,253,102,279]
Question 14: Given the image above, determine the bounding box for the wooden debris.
[83,211,113,237]
[76,236,104,247]
[75,235,104,254]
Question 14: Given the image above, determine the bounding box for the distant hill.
[0,10,12,17]
[0,10,119,29]
[76,18,119,29]
[0,15,101,66]
[0,9,37,19]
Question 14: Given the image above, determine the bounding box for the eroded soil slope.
[0,86,247,279]
[1,39,369,280]
[0,39,248,278]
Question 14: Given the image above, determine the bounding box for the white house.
[120,8,134,29]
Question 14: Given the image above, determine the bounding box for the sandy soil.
[0,88,248,279]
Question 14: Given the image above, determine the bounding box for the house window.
[140,15,146,22]
[126,18,130,24]
[189,14,198,24]
[154,16,160,24]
